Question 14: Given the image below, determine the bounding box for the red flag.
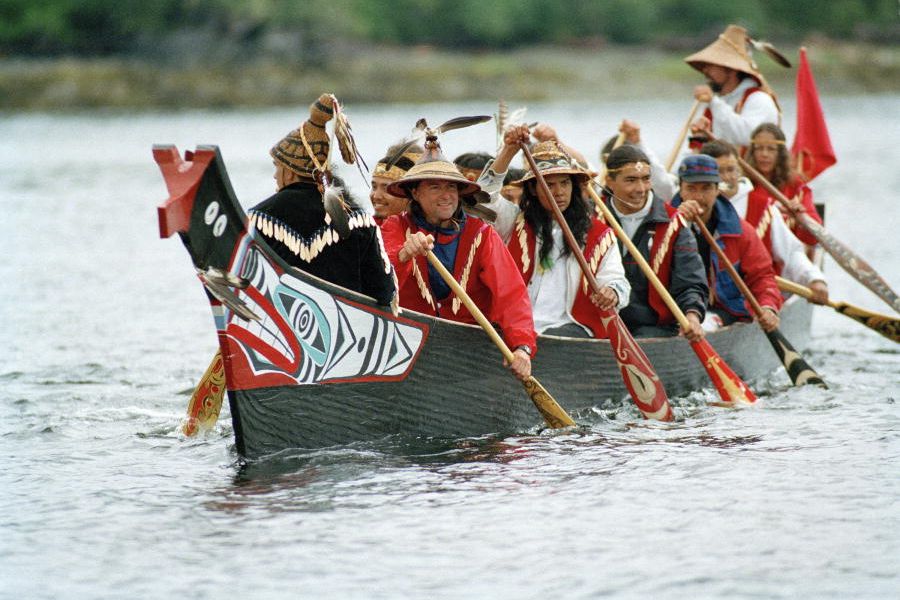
[791,47,836,182]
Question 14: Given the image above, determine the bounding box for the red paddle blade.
[690,339,757,406]
[601,311,673,421]
[183,350,227,436]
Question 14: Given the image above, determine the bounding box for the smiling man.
[672,154,783,332]
[600,145,707,340]
[684,25,781,147]
[380,134,536,381]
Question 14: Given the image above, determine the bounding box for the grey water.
[2,96,899,599]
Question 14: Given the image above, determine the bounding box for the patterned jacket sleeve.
[357,224,397,307]
[476,226,538,355]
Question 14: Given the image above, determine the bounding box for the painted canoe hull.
[155,145,812,458]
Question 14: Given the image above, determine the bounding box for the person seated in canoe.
[597,145,708,340]
[380,130,536,382]
[370,142,423,225]
[745,123,824,252]
[474,125,630,339]
[673,154,783,331]
[701,139,829,305]
[248,93,397,308]
[685,24,789,148]
[603,119,679,202]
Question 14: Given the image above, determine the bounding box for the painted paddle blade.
[797,213,900,315]
[522,376,576,428]
[764,329,827,388]
[690,339,758,406]
[834,303,900,344]
[183,350,226,436]
[601,311,673,421]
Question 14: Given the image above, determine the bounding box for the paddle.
[665,100,701,172]
[520,143,674,421]
[583,184,757,406]
[733,153,900,316]
[424,250,576,428]
[182,349,226,436]
[777,276,900,344]
[693,218,827,387]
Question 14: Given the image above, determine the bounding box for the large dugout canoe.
[155,145,813,458]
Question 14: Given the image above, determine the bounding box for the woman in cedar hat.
[379,127,536,382]
[369,142,423,225]
[476,125,631,339]
[249,93,396,307]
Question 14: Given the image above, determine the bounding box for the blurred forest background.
[2,0,898,108]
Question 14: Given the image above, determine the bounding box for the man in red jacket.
[673,154,783,331]
[380,133,536,381]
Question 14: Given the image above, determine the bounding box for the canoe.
[155,145,813,458]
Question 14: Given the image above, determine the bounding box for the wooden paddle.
[734,154,900,316]
[584,184,757,406]
[424,250,576,428]
[777,276,900,344]
[665,100,701,172]
[693,218,827,387]
[521,143,674,421]
[183,349,226,436]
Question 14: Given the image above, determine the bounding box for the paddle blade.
[522,376,576,428]
[691,339,758,406]
[183,350,227,436]
[764,329,827,388]
[834,303,900,344]
[601,311,673,421]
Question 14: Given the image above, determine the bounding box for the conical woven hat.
[685,25,763,81]
[270,94,334,180]
[387,138,481,198]
[371,149,423,182]
[514,141,591,185]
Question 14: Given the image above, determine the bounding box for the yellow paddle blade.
[183,350,226,436]
[522,376,576,428]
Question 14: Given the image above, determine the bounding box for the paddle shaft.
[585,184,757,404]
[520,143,673,421]
[736,154,900,315]
[665,100,701,172]
[424,250,576,428]
[694,218,826,387]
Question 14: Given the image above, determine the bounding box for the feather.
[323,185,352,239]
[435,115,492,134]
[383,138,422,169]
[750,39,792,68]
[197,268,260,322]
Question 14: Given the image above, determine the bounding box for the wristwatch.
[515,345,532,357]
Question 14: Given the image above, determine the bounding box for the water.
[2,96,899,599]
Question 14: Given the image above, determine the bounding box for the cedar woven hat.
[386,136,482,199]
[513,140,591,185]
[678,154,720,183]
[270,93,360,181]
[371,148,423,182]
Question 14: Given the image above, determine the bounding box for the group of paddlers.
[248,25,831,383]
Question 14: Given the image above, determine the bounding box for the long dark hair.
[746,122,792,188]
[519,175,591,267]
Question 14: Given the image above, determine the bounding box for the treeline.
[2,0,897,58]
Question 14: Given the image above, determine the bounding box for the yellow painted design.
[651,215,683,274]
[453,231,483,314]
[183,350,226,436]
[515,213,530,274]
[408,227,435,310]
[706,354,755,405]
[756,206,773,240]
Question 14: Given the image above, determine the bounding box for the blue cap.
[678,154,720,183]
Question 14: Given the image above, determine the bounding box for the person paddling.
[685,24,788,148]
[673,155,783,332]
[600,146,708,340]
[380,127,536,381]
[249,93,396,307]
[477,125,630,338]
[745,123,824,251]
[701,139,829,305]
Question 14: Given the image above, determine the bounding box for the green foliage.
[0,0,895,57]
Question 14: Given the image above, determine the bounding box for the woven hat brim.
[386,166,481,198]
[513,166,591,186]
[685,41,760,80]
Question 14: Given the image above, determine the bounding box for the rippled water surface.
[2,97,899,599]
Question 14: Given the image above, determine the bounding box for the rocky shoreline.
[3,42,897,110]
